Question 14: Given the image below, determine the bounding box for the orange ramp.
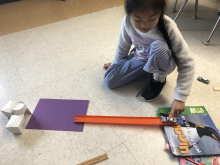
[74,115,177,126]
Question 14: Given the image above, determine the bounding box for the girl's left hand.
[168,99,185,120]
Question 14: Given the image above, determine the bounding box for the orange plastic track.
[74,115,177,126]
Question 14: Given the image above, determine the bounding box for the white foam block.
[6,115,26,134]
[1,101,16,118]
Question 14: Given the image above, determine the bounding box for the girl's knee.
[150,40,169,51]
[144,40,176,74]
[104,74,116,89]
[147,40,171,59]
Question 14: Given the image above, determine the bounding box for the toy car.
[161,116,177,123]
[197,77,210,84]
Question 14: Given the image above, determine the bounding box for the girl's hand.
[168,99,185,120]
[104,63,111,70]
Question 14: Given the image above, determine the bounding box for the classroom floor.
[0,0,220,164]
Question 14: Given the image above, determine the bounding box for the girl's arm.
[112,16,132,64]
[164,16,195,103]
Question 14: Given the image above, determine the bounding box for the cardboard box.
[12,102,28,115]
[6,115,26,134]
[1,101,15,118]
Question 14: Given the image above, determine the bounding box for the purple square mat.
[26,99,89,132]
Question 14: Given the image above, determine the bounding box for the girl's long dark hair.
[125,0,182,67]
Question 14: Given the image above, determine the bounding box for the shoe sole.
[141,95,159,102]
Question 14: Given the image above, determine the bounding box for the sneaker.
[136,78,166,101]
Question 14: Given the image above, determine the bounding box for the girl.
[104,0,195,120]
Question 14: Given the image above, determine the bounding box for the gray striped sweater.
[112,15,195,102]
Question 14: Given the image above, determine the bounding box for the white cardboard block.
[1,101,16,118]
[6,115,26,134]
[12,102,30,115]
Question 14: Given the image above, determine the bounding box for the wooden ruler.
[77,154,108,165]
[74,115,177,126]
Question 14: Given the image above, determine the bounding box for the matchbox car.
[197,77,210,84]
[161,116,177,123]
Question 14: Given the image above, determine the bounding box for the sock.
[153,73,167,83]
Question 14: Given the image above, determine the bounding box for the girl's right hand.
[104,63,111,70]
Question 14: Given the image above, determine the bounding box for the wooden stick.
[213,87,220,91]
[77,154,108,165]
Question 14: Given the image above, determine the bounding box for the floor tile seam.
[26,25,81,97]
[66,25,105,45]
[48,31,83,45]
[70,72,106,116]
[116,126,146,144]
[42,132,57,165]
[76,79,127,144]
[2,35,30,104]
[107,122,125,143]
[18,63,94,99]
[104,141,124,153]
[25,130,57,164]
[88,40,116,59]
[103,142,140,165]
[24,74,76,99]
[74,69,108,102]
[192,47,220,60]
[4,40,48,54]
[122,141,141,165]
[17,64,72,82]
[34,25,67,60]
[75,76,123,138]
[0,138,16,148]
[188,87,210,103]
[77,79,152,145]
[39,23,97,58]
[66,20,86,35]
[11,54,61,72]
[83,91,131,145]
[0,130,47,149]
[84,122,124,156]
[121,129,146,145]
[35,21,82,48]
[17,62,72,82]
[87,41,113,63]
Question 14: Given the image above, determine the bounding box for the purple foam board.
[26,99,89,132]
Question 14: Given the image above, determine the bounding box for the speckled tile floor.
[0,0,220,164]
